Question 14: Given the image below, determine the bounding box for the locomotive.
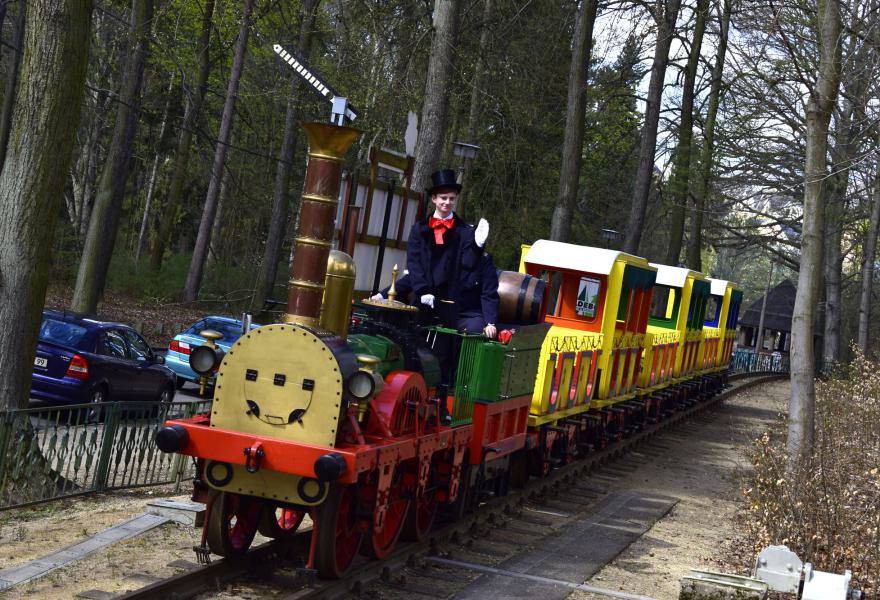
[156,121,743,578]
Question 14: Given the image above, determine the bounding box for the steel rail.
[119,371,786,600]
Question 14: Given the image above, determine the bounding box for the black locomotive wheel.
[402,478,438,541]
[257,502,306,540]
[206,491,262,557]
[314,483,364,579]
[363,467,410,558]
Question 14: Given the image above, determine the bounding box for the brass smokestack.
[285,122,360,326]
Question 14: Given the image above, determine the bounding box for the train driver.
[405,168,499,339]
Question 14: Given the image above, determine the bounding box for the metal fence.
[0,399,210,511]
[729,348,789,374]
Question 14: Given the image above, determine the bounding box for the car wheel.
[87,386,107,423]
[159,385,173,404]
[175,377,186,390]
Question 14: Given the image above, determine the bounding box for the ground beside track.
[0,379,788,600]
[569,379,789,600]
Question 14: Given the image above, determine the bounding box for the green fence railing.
[0,399,211,511]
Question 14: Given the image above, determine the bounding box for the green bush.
[106,253,191,301]
[742,350,880,595]
[105,253,260,312]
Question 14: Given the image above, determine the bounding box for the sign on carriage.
[576,277,600,318]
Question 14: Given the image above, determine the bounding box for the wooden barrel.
[497,271,545,325]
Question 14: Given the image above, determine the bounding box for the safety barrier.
[729,348,789,374]
[0,399,211,511]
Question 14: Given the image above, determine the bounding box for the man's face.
[431,189,458,218]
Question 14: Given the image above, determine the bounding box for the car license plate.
[34,357,48,368]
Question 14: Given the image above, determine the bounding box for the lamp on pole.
[601,228,621,249]
[452,141,480,217]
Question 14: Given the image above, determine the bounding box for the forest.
[0,0,876,421]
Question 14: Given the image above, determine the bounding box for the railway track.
[117,371,784,600]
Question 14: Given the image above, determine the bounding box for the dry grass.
[740,351,880,597]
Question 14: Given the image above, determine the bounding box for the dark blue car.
[31,310,176,406]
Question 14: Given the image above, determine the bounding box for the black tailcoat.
[406,214,499,329]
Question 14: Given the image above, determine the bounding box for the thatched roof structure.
[739,279,796,332]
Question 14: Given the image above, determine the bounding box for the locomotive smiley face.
[209,324,356,448]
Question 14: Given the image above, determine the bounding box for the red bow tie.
[428,217,454,244]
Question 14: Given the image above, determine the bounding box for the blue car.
[31,310,176,405]
[166,316,258,388]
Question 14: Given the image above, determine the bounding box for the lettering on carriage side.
[613,332,637,349]
[651,330,679,345]
[548,334,603,353]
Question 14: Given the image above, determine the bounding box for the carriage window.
[704,296,720,324]
[543,271,563,316]
[649,285,675,320]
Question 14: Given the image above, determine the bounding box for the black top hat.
[427,169,462,195]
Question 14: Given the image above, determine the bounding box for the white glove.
[370,293,384,301]
[475,218,489,248]
[420,294,435,309]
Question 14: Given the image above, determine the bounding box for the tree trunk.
[456,0,494,217]
[411,0,461,194]
[136,71,175,262]
[822,181,842,369]
[182,0,254,301]
[207,165,232,268]
[858,170,880,355]
[549,0,599,243]
[251,0,319,313]
[0,2,26,172]
[149,0,215,271]
[664,0,708,265]
[788,0,842,470]
[0,0,92,410]
[70,0,153,314]
[687,0,732,271]
[822,105,853,370]
[622,0,682,255]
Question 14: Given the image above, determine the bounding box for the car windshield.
[188,319,245,342]
[40,317,88,348]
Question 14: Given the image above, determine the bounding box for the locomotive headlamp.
[346,370,376,400]
[189,345,225,375]
[348,355,384,402]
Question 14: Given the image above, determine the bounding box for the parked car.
[31,310,176,406]
[165,316,259,389]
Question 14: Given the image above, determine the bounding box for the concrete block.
[680,570,768,600]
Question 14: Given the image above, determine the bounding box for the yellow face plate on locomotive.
[210,324,344,448]
[204,461,329,505]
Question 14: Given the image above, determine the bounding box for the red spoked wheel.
[205,491,262,557]
[363,467,410,558]
[314,483,364,579]
[258,502,306,540]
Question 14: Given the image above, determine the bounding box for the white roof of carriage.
[709,278,731,296]
[524,240,650,275]
[649,263,704,288]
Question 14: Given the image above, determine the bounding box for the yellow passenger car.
[640,264,710,393]
[520,240,657,426]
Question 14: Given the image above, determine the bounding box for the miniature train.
[155,122,743,578]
